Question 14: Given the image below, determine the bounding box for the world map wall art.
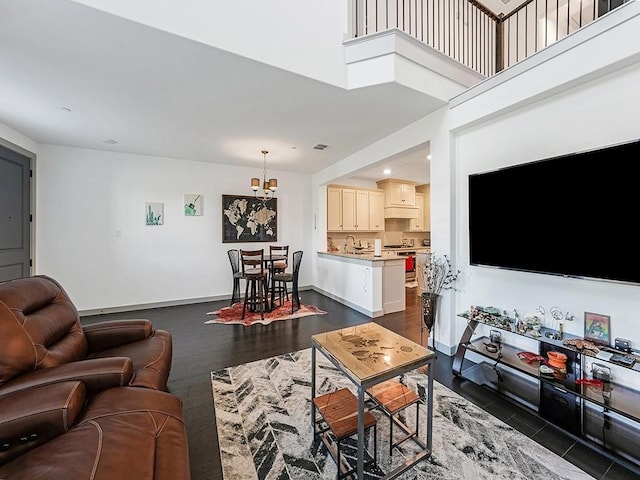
[221,194,277,242]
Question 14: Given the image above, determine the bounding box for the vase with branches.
[422,253,461,296]
[421,253,461,345]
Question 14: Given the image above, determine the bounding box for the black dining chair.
[240,249,269,320]
[272,250,303,313]
[227,249,244,307]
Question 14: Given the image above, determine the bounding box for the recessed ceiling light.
[313,144,328,150]
[102,138,118,144]
[383,168,391,175]
[61,106,72,112]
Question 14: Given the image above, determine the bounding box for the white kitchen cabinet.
[378,179,416,207]
[327,185,383,231]
[327,187,343,231]
[418,184,431,231]
[355,190,370,231]
[369,190,384,231]
[377,179,418,219]
[409,193,425,231]
[341,188,357,230]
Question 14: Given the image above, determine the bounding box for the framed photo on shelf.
[584,312,611,346]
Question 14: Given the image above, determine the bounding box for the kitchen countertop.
[318,251,392,261]
[319,247,430,261]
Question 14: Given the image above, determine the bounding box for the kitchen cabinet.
[327,187,343,231]
[409,193,425,231]
[327,185,383,232]
[376,179,418,219]
[416,184,430,231]
[379,179,416,207]
[368,190,384,231]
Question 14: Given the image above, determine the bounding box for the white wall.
[447,7,640,351]
[72,0,350,88]
[33,144,311,312]
[451,61,640,347]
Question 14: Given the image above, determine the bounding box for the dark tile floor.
[82,289,640,480]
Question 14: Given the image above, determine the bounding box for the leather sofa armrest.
[0,357,133,397]
[0,381,86,466]
[83,319,153,353]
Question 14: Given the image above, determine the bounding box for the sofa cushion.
[0,277,87,386]
[0,381,86,466]
[0,387,191,480]
[87,330,172,390]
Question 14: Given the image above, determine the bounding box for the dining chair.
[272,250,303,313]
[269,245,289,303]
[269,245,289,273]
[240,249,269,320]
[227,249,243,306]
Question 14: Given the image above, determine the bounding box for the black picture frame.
[221,194,278,243]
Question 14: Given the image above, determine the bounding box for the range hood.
[384,206,418,219]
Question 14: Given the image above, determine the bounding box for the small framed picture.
[584,312,610,346]
[184,194,203,216]
[145,202,164,226]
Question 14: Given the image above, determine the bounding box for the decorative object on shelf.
[222,194,277,242]
[562,338,601,354]
[524,316,543,336]
[584,311,611,346]
[615,337,632,353]
[484,342,499,353]
[539,364,555,376]
[547,351,568,371]
[250,150,277,202]
[517,351,545,364]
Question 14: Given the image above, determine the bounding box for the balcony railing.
[350,0,630,77]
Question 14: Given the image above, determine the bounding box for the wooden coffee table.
[311,322,436,480]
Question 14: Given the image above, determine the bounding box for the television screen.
[468,138,640,285]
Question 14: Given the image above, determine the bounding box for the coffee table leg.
[311,346,316,429]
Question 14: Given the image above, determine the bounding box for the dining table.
[311,322,436,480]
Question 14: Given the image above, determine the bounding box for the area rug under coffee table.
[211,348,595,480]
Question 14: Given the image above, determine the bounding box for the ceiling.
[0,0,447,184]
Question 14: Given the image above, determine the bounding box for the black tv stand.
[453,306,640,470]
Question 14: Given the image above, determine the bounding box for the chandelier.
[251,150,277,201]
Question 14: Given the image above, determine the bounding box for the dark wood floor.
[82,289,639,480]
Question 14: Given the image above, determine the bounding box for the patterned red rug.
[205,300,326,326]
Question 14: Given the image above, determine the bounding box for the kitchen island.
[316,251,405,317]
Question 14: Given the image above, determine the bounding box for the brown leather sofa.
[0,275,191,479]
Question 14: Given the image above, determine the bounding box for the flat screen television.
[468,138,640,286]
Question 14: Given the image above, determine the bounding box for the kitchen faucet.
[345,235,356,253]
